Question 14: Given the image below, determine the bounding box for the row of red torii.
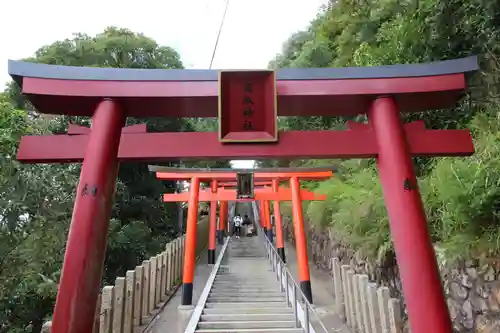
[152,166,334,307]
[9,55,478,333]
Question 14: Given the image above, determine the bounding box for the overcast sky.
[0,0,327,168]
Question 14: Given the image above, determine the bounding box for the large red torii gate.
[9,56,478,333]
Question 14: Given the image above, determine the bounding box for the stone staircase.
[193,236,303,333]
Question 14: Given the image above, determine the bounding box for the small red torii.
[152,166,333,304]
[161,183,325,264]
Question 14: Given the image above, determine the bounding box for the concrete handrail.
[253,200,404,333]
[184,236,231,333]
[41,219,210,333]
[259,229,328,333]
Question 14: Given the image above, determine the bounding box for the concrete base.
[41,321,52,333]
[177,305,195,332]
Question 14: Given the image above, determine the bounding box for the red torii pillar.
[218,201,228,245]
[208,180,218,265]
[289,176,313,302]
[272,179,286,262]
[263,199,273,242]
[182,177,200,306]
[369,98,452,332]
[49,101,126,333]
[259,201,266,230]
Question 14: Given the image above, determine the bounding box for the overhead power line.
[209,0,230,69]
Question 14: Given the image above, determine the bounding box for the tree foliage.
[270,0,500,264]
[0,27,227,332]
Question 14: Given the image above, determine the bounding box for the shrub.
[306,112,500,263]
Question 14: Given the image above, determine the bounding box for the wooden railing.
[331,258,404,333]
[42,219,209,333]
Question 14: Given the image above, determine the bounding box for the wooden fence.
[331,258,404,333]
[42,219,210,333]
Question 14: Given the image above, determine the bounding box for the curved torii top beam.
[149,165,335,182]
[218,180,272,187]
[151,169,333,182]
[148,166,337,173]
[9,56,478,117]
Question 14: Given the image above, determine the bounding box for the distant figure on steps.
[242,213,253,237]
[233,214,243,239]
[243,213,252,226]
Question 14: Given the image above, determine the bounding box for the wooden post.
[179,236,184,280]
[332,258,345,320]
[149,256,157,312]
[123,270,135,333]
[166,243,172,292]
[341,265,352,326]
[174,239,180,282]
[112,277,125,333]
[359,275,372,333]
[388,298,403,333]
[141,260,150,320]
[160,252,167,301]
[94,294,101,333]
[367,283,381,333]
[99,286,114,333]
[353,274,364,331]
[377,286,391,333]
[346,270,356,329]
[181,235,186,278]
[155,255,162,306]
[133,266,143,326]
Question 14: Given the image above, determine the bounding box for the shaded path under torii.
[146,241,348,333]
[146,203,348,333]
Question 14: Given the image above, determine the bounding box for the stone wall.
[282,217,500,333]
[443,261,500,332]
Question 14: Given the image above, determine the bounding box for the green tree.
[270,0,500,266]
[0,98,76,333]
[0,26,228,332]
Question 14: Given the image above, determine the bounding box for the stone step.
[213,279,277,284]
[218,274,273,276]
[191,237,305,333]
[205,302,287,308]
[212,283,278,288]
[197,320,296,330]
[215,276,274,280]
[214,279,279,286]
[200,313,295,322]
[211,286,280,293]
[207,296,286,303]
[209,292,283,297]
[195,328,303,333]
[203,307,293,315]
[212,283,279,288]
